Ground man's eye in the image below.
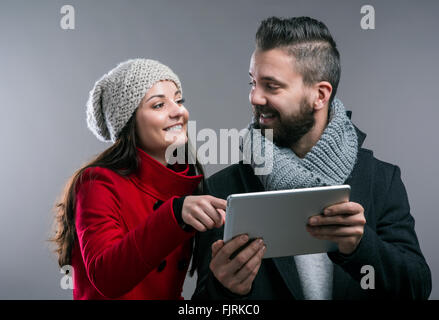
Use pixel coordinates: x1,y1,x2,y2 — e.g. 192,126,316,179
266,83,279,90
248,81,255,87
176,98,185,105
152,103,164,109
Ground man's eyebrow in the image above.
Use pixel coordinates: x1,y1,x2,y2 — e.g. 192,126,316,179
248,72,283,83
144,90,181,103
261,76,282,83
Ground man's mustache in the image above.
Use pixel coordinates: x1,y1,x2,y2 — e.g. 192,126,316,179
254,105,280,117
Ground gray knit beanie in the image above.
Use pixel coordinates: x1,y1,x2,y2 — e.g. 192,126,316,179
86,58,182,143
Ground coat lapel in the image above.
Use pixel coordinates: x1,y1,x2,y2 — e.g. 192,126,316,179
331,127,372,299
272,257,304,300
331,263,349,299
331,167,366,299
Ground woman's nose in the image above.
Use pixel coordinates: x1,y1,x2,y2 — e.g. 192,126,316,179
169,100,184,118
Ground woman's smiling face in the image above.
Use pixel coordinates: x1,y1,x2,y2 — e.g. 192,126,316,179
135,80,189,163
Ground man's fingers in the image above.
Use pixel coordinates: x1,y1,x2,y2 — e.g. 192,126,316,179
324,201,363,216
209,237,265,296
308,213,366,226
229,238,264,271
307,233,340,242
237,251,264,293
307,225,364,237
213,234,249,265
234,245,266,283
211,240,224,259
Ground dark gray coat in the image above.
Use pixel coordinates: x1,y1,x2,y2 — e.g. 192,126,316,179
192,124,432,300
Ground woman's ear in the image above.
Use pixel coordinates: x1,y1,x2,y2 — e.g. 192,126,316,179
313,81,332,111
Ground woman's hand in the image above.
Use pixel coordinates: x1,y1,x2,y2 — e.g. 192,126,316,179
182,195,227,232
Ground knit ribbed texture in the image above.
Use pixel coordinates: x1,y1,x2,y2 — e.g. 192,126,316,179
241,98,358,300
243,98,358,189
86,58,182,143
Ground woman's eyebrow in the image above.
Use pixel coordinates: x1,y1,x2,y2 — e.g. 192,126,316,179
144,94,165,103
145,90,182,103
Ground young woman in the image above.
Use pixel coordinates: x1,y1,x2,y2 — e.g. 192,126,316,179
51,59,226,299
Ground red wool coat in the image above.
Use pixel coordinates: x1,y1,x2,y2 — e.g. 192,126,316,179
71,148,202,299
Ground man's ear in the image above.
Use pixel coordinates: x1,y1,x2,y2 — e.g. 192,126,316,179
312,81,332,111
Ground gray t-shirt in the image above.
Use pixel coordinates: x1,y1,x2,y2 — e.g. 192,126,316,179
294,253,333,300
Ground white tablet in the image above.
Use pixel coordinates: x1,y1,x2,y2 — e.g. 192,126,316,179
223,185,351,258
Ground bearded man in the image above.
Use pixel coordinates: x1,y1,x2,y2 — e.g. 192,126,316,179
192,16,431,300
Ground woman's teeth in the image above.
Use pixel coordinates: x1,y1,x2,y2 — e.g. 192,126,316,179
165,124,182,131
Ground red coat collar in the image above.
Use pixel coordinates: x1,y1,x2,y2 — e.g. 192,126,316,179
129,147,203,201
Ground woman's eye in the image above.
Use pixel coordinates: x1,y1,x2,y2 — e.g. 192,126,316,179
176,98,185,105
248,81,255,87
152,103,164,109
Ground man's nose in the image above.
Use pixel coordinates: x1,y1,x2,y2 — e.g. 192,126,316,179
249,86,267,106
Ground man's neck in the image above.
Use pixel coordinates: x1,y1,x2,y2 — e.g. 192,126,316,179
291,110,328,158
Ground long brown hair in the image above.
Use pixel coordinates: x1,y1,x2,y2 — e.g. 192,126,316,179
49,111,204,275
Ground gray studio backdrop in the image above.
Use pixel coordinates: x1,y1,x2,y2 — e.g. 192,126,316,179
0,0,437,299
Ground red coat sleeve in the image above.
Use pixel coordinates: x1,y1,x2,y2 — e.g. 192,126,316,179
75,168,195,298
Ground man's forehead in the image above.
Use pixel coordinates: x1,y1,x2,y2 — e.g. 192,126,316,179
249,48,297,80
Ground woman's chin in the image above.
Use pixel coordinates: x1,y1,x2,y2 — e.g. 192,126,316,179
164,135,188,164
164,133,188,148
164,130,187,143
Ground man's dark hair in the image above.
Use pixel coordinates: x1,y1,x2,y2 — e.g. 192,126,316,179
256,16,341,106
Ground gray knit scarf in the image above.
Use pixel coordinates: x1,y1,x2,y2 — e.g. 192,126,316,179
240,98,358,299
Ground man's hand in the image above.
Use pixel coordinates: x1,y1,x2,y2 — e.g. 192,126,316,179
182,195,227,232
209,235,266,295
306,201,366,255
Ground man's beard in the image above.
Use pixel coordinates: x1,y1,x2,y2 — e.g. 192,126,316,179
253,97,315,148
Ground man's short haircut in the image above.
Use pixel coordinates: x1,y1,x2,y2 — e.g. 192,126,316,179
256,16,341,106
